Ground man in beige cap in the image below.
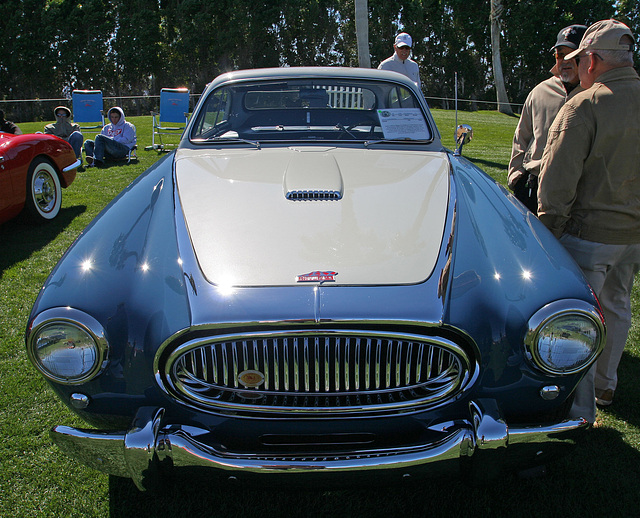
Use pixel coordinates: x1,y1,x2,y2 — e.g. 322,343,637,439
538,19,640,423
508,24,586,213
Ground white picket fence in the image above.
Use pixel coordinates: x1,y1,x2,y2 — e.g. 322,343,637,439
323,86,365,109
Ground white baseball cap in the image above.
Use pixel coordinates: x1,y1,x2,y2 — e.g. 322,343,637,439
395,33,412,48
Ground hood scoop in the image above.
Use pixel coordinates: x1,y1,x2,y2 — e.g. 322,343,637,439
286,190,342,201
284,151,344,201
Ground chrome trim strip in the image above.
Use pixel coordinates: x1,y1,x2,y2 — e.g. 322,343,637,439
232,343,238,388
63,158,81,173
344,337,350,391
263,339,270,389
314,339,320,392
375,339,381,390
324,337,330,392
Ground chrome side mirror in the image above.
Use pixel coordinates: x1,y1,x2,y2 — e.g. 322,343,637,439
454,124,473,156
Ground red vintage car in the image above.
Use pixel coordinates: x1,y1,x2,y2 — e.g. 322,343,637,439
0,132,80,224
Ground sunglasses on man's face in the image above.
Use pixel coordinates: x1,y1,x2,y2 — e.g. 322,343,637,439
56,113,68,117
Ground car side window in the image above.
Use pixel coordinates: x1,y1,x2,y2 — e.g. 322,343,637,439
388,86,417,109
195,90,231,136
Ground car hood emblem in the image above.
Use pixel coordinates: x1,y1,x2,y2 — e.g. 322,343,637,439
296,271,338,283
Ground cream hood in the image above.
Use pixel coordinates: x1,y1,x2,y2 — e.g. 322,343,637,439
175,146,450,287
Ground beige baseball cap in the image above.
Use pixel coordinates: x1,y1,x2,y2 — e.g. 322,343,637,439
565,19,634,60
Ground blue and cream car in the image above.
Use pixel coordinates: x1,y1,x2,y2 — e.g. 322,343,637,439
26,67,605,490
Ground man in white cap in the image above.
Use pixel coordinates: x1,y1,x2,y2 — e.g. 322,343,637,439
539,19,640,423
508,25,586,213
378,32,421,89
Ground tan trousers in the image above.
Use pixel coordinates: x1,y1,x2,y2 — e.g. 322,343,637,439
559,234,640,423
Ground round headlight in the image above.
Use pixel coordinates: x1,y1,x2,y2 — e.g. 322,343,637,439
27,308,108,384
525,300,606,375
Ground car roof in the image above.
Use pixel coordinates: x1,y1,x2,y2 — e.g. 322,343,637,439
188,66,442,149
206,66,420,92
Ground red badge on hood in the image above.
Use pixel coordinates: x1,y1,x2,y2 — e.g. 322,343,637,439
296,271,338,282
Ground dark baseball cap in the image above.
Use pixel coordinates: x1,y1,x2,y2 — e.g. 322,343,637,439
550,24,587,51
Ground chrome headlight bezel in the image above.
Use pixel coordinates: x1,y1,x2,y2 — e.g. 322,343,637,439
26,307,109,385
524,299,606,376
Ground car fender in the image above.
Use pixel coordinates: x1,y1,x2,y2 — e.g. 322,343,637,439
443,155,596,410
27,152,191,400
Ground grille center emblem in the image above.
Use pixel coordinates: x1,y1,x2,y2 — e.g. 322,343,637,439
237,370,265,388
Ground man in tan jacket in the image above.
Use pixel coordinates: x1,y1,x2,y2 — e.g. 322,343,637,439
508,25,586,213
538,19,640,423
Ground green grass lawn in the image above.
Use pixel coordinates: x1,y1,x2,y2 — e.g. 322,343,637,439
2,111,640,517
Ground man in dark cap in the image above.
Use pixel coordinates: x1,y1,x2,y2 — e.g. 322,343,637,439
508,24,587,213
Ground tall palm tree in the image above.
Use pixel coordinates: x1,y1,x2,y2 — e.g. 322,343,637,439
490,0,513,115
355,0,371,68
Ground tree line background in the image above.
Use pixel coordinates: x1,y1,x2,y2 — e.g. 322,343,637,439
1,0,638,122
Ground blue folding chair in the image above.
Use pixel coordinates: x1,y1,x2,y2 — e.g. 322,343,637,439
147,88,190,151
72,90,104,134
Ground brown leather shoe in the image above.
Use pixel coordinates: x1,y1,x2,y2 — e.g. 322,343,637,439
595,389,614,407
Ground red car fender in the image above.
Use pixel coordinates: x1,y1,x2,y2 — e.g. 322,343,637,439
0,133,78,224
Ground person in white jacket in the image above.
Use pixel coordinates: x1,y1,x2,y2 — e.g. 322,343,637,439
378,33,421,89
84,106,136,167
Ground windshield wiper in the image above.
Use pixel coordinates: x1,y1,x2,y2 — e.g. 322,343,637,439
197,137,261,149
364,137,428,147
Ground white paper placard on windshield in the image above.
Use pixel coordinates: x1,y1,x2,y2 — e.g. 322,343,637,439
377,108,430,140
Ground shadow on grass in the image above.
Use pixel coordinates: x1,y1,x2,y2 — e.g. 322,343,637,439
108,426,640,517
86,160,140,171
0,205,86,275
466,156,509,172
605,350,640,429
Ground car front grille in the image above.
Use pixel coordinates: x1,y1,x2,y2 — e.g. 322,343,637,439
160,330,473,416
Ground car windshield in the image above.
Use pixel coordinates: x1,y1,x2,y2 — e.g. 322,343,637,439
190,78,432,144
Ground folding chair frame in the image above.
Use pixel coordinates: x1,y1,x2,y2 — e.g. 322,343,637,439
126,146,138,163
146,88,190,152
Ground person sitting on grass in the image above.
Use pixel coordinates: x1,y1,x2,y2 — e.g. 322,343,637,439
84,107,136,167
44,106,83,161
0,109,22,134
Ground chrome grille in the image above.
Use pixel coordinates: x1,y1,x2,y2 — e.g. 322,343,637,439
162,330,472,415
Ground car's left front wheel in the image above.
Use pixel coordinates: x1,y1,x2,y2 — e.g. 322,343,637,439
25,157,62,222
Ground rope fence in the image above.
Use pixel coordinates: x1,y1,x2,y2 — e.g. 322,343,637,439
0,94,201,123
0,93,524,123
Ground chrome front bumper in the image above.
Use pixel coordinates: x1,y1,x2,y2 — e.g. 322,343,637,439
51,400,588,491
